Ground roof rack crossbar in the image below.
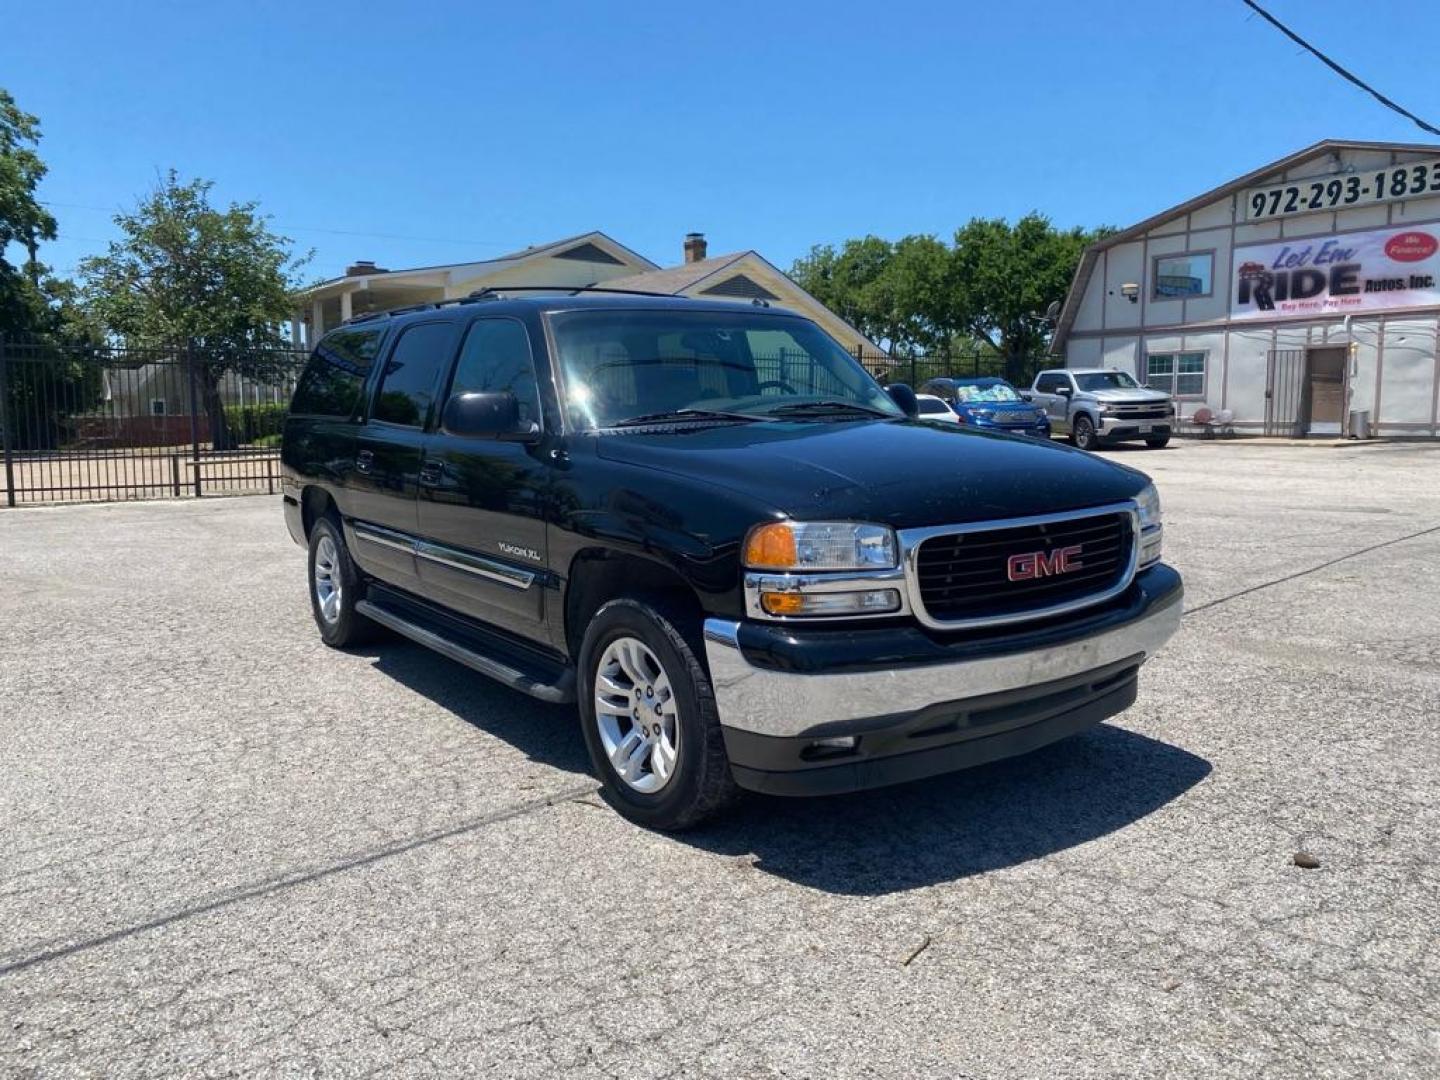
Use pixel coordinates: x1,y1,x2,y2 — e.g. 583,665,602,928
466,284,678,299
337,284,684,327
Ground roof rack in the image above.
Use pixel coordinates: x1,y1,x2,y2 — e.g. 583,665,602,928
466,284,679,300
337,284,683,327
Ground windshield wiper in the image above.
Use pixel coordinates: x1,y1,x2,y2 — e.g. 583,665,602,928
610,408,761,428
760,400,891,419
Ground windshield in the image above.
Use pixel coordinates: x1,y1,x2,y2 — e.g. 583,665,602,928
954,382,1022,404
1074,371,1140,392
548,309,902,429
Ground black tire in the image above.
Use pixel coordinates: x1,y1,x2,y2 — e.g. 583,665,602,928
307,515,376,647
1145,433,1171,449
577,598,739,830
1072,414,1100,451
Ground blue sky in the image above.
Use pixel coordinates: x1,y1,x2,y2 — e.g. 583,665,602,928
5,0,1439,283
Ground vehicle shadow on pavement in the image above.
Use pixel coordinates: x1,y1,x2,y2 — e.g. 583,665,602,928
363,642,592,776
363,644,1209,897
686,725,1210,895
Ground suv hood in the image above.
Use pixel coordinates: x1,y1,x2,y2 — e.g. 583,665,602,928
594,419,1146,531
1086,386,1170,404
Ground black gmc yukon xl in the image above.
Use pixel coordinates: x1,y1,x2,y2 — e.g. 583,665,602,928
282,291,1182,829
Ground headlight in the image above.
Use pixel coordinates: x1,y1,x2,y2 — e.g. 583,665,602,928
1135,483,1163,567
743,521,897,571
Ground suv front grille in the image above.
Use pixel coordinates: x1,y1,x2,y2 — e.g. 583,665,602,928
1109,406,1169,420
912,511,1134,625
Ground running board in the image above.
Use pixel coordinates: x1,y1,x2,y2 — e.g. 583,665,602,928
355,598,576,703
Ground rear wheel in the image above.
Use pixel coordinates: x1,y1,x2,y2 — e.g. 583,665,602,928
1145,433,1171,449
578,598,738,830
307,516,375,647
1072,414,1100,451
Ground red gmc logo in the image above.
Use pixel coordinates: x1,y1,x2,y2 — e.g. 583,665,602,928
1007,544,1084,582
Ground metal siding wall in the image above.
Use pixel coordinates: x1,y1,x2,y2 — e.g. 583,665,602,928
1103,242,1144,330
1378,319,1438,426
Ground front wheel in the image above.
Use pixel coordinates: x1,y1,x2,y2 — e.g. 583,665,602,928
1145,433,1171,449
1072,414,1100,451
578,598,738,830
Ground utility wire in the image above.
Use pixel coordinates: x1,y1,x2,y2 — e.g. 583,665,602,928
1240,0,1440,138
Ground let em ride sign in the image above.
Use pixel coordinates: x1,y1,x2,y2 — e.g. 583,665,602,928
1231,225,1440,321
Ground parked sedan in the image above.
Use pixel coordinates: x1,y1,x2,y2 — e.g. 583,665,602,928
919,377,1051,438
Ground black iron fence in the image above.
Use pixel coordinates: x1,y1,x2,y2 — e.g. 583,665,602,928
0,335,306,506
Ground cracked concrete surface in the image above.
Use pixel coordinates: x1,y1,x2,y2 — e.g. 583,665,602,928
1,440,1438,1078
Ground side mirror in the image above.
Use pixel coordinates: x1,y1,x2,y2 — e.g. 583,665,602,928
886,383,920,418
1056,385,1073,397
1019,391,1033,402
441,391,539,442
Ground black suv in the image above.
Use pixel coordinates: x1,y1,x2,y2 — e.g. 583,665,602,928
282,291,1182,829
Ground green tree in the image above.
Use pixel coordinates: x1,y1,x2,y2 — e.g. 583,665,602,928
791,215,1109,380
1,88,106,451
949,214,1108,384
0,87,59,333
79,171,307,449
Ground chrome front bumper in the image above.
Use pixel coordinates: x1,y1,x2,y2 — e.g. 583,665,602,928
702,583,1182,739
1097,414,1172,435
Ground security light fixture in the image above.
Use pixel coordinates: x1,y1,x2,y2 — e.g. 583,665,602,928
1120,282,1140,303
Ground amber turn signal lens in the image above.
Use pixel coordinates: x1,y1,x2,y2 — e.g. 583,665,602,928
759,592,807,615
744,523,799,570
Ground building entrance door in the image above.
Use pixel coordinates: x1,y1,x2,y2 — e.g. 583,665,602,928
1304,347,1347,435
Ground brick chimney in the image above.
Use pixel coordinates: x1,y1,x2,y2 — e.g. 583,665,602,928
345,259,388,277
683,232,707,264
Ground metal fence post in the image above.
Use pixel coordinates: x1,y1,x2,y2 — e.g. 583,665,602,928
185,342,203,497
0,334,14,507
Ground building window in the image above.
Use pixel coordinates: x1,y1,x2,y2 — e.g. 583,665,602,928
149,398,167,416
1146,352,1206,397
1151,252,1213,300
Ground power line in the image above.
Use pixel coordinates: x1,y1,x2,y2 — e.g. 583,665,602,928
1240,0,1440,138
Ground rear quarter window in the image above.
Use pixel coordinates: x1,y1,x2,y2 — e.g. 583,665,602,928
291,328,386,418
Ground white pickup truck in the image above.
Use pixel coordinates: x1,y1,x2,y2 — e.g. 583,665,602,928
1027,368,1176,451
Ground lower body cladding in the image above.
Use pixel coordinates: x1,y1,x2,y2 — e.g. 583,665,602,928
703,565,1182,796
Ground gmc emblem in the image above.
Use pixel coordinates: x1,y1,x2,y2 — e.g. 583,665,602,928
1007,544,1084,582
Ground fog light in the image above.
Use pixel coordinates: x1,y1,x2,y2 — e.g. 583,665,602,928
759,588,901,617
812,736,856,750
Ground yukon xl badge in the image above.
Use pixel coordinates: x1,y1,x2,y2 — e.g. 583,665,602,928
497,542,543,563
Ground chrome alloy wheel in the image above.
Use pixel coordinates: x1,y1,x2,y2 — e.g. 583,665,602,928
593,636,680,794
313,534,342,624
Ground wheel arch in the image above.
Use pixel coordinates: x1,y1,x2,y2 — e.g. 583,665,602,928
301,485,338,538
564,549,704,662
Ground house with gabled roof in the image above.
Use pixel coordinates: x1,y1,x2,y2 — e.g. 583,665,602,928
292,231,883,359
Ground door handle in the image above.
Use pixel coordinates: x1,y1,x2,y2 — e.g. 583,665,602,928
418,460,443,487
355,449,374,473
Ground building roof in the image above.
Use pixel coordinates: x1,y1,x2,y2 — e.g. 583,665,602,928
597,252,752,294
300,231,658,296
1050,139,1440,352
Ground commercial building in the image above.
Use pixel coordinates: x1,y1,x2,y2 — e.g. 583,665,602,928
1052,140,1440,436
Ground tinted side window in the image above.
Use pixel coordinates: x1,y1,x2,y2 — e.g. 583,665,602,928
291,328,385,417
448,319,541,425
373,322,458,427
1034,374,1056,393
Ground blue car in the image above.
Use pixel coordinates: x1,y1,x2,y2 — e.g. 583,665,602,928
919,377,1051,438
